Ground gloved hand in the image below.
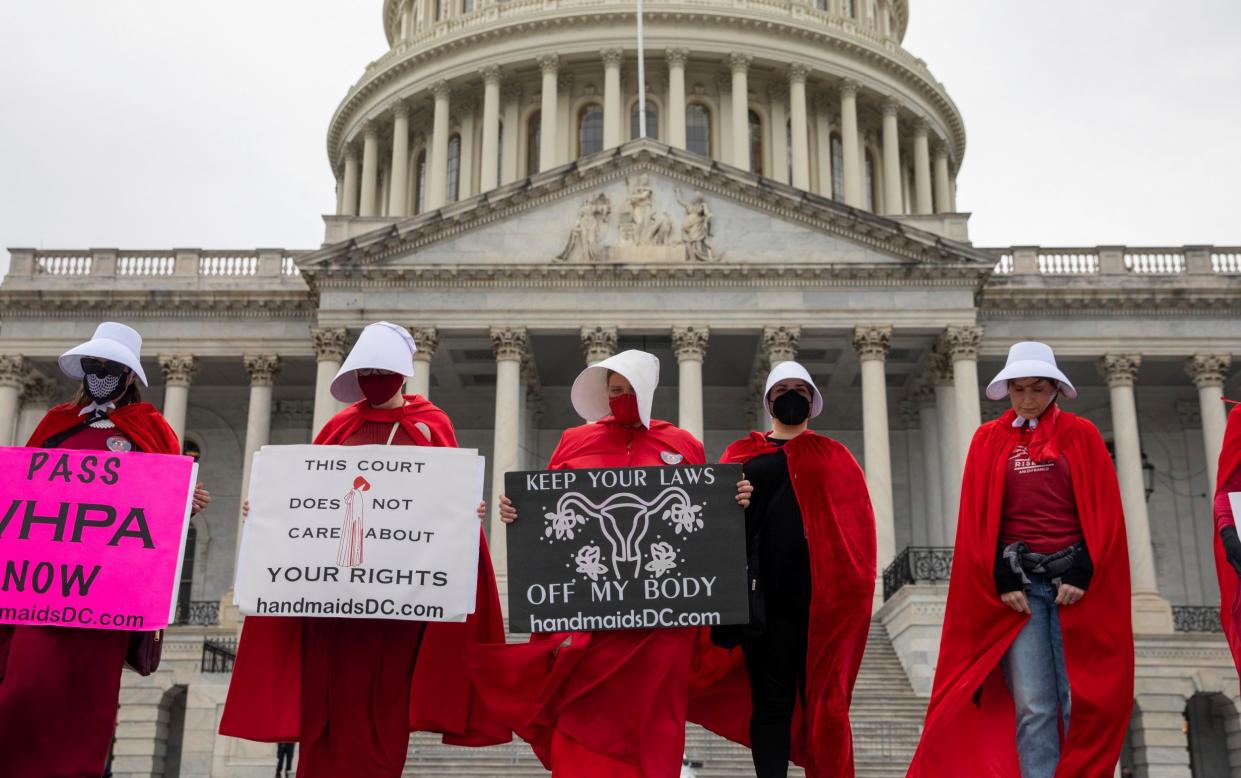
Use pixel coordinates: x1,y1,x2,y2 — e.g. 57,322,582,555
1222,525,1241,577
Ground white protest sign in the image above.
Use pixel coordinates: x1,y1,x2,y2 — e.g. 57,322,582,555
1231,492,1241,526
235,444,484,622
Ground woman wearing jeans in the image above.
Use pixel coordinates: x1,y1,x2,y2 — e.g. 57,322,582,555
908,342,1133,778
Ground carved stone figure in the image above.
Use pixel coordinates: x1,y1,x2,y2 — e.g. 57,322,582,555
675,188,717,262
557,193,611,262
622,175,674,246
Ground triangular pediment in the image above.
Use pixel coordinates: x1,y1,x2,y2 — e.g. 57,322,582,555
299,140,992,277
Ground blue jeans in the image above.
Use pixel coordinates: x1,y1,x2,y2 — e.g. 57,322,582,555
1001,577,1071,778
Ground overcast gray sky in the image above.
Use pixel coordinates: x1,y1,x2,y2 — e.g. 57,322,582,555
1,1,1238,278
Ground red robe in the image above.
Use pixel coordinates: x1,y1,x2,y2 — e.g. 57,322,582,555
906,407,1134,778
687,431,876,778
467,417,707,778
219,397,510,765
0,401,180,778
1214,403,1241,684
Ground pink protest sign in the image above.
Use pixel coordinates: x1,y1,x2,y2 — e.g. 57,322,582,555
0,447,197,630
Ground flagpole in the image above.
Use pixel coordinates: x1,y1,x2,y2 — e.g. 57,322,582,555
636,0,647,138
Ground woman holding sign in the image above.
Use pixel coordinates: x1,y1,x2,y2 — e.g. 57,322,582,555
1214,400,1241,687
907,342,1133,778
469,349,712,778
688,361,876,778
0,322,209,778
221,321,509,778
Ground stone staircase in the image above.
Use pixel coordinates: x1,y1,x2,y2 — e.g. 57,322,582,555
403,619,925,777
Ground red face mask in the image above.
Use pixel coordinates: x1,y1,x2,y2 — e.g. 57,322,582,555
357,372,405,406
609,393,642,426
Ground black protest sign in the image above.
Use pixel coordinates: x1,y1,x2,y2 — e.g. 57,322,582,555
505,464,748,633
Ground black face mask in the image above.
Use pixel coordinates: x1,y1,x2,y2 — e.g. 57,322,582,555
82,362,129,403
771,390,811,425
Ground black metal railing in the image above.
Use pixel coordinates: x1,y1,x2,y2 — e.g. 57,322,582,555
883,546,955,601
1172,606,1222,633
174,600,220,626
201,637,238,673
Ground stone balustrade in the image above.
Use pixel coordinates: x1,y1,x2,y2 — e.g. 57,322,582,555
990,245,1241,277
2,248,307,289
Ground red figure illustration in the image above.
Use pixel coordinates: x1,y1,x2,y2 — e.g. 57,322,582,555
337,475,371,567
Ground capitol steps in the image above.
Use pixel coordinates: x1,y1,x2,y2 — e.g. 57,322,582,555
403,619,925,777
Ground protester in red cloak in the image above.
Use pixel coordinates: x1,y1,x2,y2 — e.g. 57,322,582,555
907,342,1133,778
219,322,509,778
0,322,209,778
1213,402,1241,685
688,361,875,778
468,349,738,778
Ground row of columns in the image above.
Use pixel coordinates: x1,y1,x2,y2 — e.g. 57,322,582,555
336,50,958,218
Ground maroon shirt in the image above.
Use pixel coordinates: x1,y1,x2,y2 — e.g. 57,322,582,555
998,429,1084,554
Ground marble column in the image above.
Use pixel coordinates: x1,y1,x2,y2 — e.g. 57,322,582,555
501,84,522,184
158,355,195,446
881,98,903,214
0,355,24,447
16,373,55,446
840,80,863,208
1099,354,1174,633
716,73,733,166
556,74,573,166
912,119,932,215
389,103,411,217
940,325,982,471
238,355,281,554
479,65,502,193
912,381,945,547
341,148,360,216
854,326,896,574
602,48,624,149
932,141,952,214
1186,354,1232,490
490,327,529,583
673,326,709,442
410,327,439,398
359,123,380,217
537,55,560,172
788,64,811,191
428,80,451,209
929,346,961,540
729,53,752,172
769,82,789,183
581,326,618,366
311,327,348,436
666,48,689,150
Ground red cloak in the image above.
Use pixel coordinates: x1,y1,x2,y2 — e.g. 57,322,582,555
25,400,181,455
687,431,876,778
219,397,510,748
466,417,706,777
1213,403,1241,683
906,407,1133,778
0,401,180,778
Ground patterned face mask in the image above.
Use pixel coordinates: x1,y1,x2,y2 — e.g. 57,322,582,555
83,369,126,403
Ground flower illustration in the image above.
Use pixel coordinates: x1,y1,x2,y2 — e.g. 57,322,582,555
663,502,704,535
644,542,679,578
545,506,587,540
575,545,609,580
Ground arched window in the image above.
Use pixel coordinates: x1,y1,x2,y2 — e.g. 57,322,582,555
415,150,427,212
830,133,844,200
865,148,877,210
447,134,462,202
748,110,763,176
527,112,541,174
686,103,711,157
579,104,604,156
630,101,658,140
